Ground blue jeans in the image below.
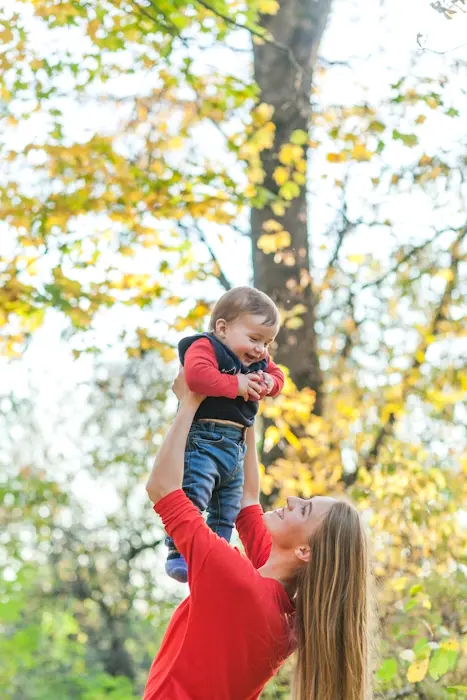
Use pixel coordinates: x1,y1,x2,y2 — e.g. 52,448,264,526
166,421,246,551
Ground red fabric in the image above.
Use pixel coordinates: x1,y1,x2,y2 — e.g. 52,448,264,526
184,337,284,400
263,358,284,398
184,338,238,399
143,490,295,700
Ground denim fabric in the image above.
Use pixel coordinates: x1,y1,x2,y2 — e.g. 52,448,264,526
166,421,246,549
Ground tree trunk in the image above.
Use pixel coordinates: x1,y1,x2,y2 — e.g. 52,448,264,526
251,0,333,413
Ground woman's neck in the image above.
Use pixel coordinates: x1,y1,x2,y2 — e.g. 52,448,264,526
258,547,299,593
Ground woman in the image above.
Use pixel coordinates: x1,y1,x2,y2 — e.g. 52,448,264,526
144,371,375,700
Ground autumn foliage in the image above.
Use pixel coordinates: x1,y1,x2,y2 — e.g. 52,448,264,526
1,0,467,698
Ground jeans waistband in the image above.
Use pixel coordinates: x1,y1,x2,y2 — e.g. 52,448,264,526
192,420,246,440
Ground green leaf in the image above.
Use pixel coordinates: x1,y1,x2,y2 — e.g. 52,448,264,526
413,638,430,657
447,686,467,695
377,658,398,683
368,120,386,133
279,181,301,200
392,130,418,147
429,649,452,680
290,129,308,145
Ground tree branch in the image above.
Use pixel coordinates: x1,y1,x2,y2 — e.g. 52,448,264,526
179,221,232,291
342,225,467,487
132,0,190,47
125,537,163,562
361,226,452,291
383,687,414,700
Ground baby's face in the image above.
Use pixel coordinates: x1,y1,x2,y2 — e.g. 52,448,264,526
216,314,279,366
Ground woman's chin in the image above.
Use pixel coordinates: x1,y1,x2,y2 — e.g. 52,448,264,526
263,511,276,533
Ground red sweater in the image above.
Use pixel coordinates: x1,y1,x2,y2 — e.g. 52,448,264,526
143,491,295,700
184,337,284,400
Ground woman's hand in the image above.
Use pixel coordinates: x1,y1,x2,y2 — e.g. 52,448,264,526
172,367,205,406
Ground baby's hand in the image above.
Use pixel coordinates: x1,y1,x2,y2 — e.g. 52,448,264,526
260,372,275,396
237,373,263,401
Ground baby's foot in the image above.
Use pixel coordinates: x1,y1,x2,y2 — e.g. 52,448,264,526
165,552,188,583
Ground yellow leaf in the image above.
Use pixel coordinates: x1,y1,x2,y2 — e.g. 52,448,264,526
257,230,291,254
293,171,306,185
285,316,304,330
255,122,275,150
392,577,407,592
440,640,459,652
244,184,257,198
327,152,347,163
271,200,286,216
419,154,432,166
0,27,13,43
273,166,289,186
255,102,274,122
166,136,184,150
259,0,280,14
284,427,301,450
265,425,280,445
437,268,454,282
407,658,429,683
429,166,442,180
262,219,283,233
351,143,374,161
347,254,365,264
249,166,265,184
295,158,307,173
416,114,426,124
279,144,303,165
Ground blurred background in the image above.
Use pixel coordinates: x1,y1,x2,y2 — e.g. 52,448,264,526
1,0,467,697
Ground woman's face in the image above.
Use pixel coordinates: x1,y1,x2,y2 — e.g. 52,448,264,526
264,495,336,551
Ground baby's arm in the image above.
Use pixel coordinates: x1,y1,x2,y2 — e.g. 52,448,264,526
184,338,262,400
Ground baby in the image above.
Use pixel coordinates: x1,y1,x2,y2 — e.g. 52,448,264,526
165,286,284,582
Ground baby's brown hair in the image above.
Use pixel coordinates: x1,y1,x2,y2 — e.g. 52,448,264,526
208,287,280,331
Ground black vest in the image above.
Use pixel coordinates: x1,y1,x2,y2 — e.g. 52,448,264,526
178,333,268,427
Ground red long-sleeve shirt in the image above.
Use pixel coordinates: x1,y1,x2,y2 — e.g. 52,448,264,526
184,337,284,399
143,490,295,700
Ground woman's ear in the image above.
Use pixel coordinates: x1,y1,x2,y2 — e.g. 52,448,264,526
294,545,310,564
215,318,227,338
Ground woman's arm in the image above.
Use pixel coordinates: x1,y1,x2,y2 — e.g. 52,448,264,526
146,372,203,504
237,427,272,566
240,426,261,509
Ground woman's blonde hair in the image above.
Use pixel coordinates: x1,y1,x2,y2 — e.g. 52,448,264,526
292,501,376,700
